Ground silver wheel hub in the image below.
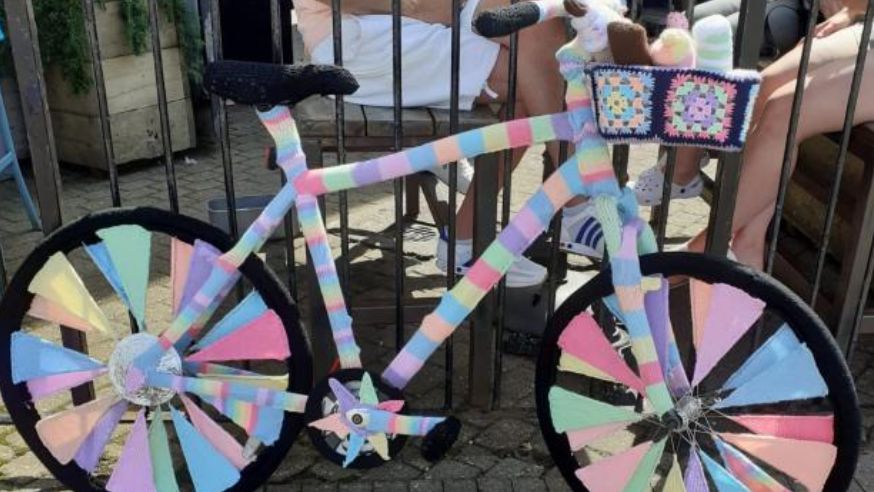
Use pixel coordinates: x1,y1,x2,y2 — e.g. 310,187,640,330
108,333,182,406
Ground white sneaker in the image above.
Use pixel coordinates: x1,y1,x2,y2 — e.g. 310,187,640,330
559,202,605,260
429,158,474,194
630,153,708,207
435,231,546,288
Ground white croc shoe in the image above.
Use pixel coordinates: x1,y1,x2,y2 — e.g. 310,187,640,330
631,153,709,206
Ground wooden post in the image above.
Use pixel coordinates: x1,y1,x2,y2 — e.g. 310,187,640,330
4,0,93,403
469,153,499,408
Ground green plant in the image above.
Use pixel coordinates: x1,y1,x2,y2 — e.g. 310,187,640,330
1,0,203,94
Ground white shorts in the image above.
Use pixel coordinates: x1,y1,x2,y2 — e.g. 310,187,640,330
310,0,501,110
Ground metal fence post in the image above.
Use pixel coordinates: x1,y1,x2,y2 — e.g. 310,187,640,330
470,154,499,408
3,0,94,404
705,0,765,255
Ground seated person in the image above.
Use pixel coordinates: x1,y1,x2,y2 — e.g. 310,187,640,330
684,0,873,268
632,0,854,207
294,0,611,287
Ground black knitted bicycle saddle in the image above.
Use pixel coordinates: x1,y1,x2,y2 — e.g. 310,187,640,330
204,60,359,107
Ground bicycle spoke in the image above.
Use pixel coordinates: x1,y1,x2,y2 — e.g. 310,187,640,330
180,395,253,470
193,290,268,350
148,408,181,492
35,395,121,464
724,414,834,443
170,238,194,316
91,225,152,330
557,312,646,394
549,386,644,433
11,332,105,388
186,310,289,362
691,283,766,386
73,400,128,473
684,448,708,490
713,344,828,410
719,433,837,490
171,407,242,490
700,450,749,491
575,438,666,490
105,410,152,492
28,252,115,338
713,437,787,490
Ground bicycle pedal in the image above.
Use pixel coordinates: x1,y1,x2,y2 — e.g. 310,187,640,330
420,416,461,462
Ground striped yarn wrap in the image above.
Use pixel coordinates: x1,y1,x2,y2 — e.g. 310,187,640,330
364,409,444,436
296,194,362,367
599,215,673,413
148,371,308,413
293,113,577,197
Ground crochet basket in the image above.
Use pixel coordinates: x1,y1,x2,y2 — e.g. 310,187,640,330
587,64,761,151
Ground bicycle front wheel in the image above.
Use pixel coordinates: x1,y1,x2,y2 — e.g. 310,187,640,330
0,207,311,491
537,252,860,491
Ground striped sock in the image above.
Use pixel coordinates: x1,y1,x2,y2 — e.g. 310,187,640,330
692,15,734,72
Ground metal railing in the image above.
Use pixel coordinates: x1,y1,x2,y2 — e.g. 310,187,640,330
0,0,871,419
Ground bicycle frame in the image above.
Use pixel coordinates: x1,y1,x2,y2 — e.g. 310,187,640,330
136,5,676,420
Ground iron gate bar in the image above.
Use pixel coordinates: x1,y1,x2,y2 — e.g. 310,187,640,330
651,147,678,251
649,0,697,251
202,0,240,241
83,0,120,207
705,0,766,256
85,0,143,334
764,0,822,274
270,0,300,300
840,152,874,357
445,0,463,409
148,0,180,213
492,2,521,409
2,0,94,405
331,0,352,295
392,0,405,355
849,186,874,360
809,0,874,308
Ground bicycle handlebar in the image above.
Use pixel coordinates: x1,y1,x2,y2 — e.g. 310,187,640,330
473,2,544,38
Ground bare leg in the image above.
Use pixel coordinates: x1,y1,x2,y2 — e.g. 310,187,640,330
687,50,874,267
660,29,862,188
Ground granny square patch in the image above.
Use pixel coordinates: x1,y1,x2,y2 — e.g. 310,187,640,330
663,73,737,145
593,69,655,138
587,64,761,151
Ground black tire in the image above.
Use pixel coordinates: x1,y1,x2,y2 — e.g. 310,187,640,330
536,252,860,491
0,207,312,491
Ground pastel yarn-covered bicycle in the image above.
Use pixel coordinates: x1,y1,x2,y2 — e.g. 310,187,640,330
0,0,861,490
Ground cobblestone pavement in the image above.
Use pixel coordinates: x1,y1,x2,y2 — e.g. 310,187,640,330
0,106,871,490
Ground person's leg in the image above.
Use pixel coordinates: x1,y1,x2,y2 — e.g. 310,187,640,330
687,49,874,267
653,25,866,201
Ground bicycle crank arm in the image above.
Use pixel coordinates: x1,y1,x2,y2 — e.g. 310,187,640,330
147,371,308,413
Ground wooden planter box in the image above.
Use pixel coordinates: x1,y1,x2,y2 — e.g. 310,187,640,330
45,0,195,169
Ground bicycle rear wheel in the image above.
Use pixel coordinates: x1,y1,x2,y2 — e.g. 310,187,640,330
537,252,860,491
0,207,311,491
